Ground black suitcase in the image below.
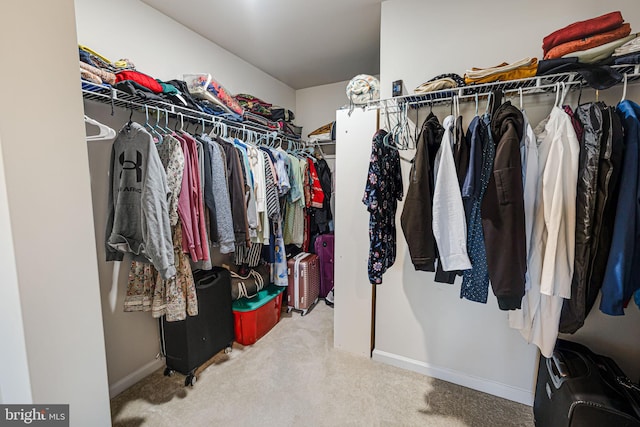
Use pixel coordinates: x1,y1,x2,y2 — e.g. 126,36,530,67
160,267,235,386
534,339,640,427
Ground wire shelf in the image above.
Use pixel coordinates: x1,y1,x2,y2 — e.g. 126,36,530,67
81,81,302,141
370,63,640,109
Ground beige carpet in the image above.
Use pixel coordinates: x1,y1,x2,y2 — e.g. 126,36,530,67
111,302,535,426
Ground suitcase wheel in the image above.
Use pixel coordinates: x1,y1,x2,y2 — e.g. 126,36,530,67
301,309,308,316
224,346,232,354
163,368,174,377
185,373,197,387
287,307,293,313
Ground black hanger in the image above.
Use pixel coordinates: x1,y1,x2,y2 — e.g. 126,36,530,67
125,105,134,130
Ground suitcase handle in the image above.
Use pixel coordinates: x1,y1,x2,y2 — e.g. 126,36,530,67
551,353,570,378
547,352,570,390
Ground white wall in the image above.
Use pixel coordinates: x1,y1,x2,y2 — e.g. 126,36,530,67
0,137,32,404
295,80,349,137
74,0,299,395
74,0,296,111
380,0,640,99
363,0,640,404
0,0,111,424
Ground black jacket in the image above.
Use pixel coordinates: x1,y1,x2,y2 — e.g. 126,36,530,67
560,103,624,332
400,113,444,271
481,102,527,310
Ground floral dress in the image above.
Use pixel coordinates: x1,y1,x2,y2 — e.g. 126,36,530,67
362,129,403,284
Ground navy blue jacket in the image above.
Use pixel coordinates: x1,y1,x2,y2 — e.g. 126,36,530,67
600,100,640,315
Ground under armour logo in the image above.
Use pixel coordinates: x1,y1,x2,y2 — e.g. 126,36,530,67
119,151,143,182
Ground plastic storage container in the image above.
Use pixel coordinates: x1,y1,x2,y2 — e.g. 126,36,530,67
232,285,285,345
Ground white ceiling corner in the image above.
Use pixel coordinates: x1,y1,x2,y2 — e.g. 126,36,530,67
141,0,382,90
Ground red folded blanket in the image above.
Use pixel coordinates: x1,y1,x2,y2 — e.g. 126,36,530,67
543,11,624,56
115,70,163,93
544,23,631,60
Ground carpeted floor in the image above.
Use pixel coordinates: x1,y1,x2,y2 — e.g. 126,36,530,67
111,302,535,426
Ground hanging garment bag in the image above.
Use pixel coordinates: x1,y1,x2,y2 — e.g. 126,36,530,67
160,267,235,386
286,252,320,316
534,339,640,427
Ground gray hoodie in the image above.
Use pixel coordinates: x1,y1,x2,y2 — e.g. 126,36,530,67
105,122,176,279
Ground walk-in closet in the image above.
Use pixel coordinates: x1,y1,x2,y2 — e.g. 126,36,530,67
1,1,640,426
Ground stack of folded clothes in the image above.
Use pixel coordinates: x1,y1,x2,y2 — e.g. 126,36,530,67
464,58,538,85
543,11,637,63
235,94,273,118
308,122,336,142
414,73,465,94
610,35,640,65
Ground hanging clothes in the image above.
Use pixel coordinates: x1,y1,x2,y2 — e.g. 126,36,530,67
600,100,640,315
125,132,198,320
517,106,579,357
432,115,472,272
508,110,538,328
401,112,443,272
363,129,403,285
217,136,250,246
584,106,624,317
460,113,494,303
176,131,209,263
105,122,175,280
311,157,333,234
200,133,235,254
190,135,212,271
559,102,604,333
481,101,526,310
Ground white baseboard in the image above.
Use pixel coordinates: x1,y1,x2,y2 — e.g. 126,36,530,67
109,358,164,398
372,349,534,406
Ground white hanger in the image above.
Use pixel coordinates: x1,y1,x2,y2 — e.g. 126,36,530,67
85,115,116,141
519,87,524,111
621,74,628,103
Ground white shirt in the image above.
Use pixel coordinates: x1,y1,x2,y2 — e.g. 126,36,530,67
432,115,472,271
509,111,539,331
516,106,579,357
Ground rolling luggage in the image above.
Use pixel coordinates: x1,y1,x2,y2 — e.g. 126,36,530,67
160,267,235,386
313,233,334,299
286,252,320,316
534,339,640,427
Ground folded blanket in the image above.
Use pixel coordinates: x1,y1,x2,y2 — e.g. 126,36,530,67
465,58,538,84
545,23,631,60
414,75,465,94
562,32,637,64
80,68,102,85
80,61,116,85
613,34,640,56
116,70,163,93
542,11,624,56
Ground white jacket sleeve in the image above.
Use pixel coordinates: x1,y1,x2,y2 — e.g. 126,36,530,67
432,116,472,272
539,115,579,298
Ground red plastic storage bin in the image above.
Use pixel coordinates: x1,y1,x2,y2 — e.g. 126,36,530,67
232,285,285,346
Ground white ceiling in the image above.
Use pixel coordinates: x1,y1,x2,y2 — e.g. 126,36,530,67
141,0,382,90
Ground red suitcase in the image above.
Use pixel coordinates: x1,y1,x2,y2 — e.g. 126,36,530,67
313,233,334,299
287,252,320,315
